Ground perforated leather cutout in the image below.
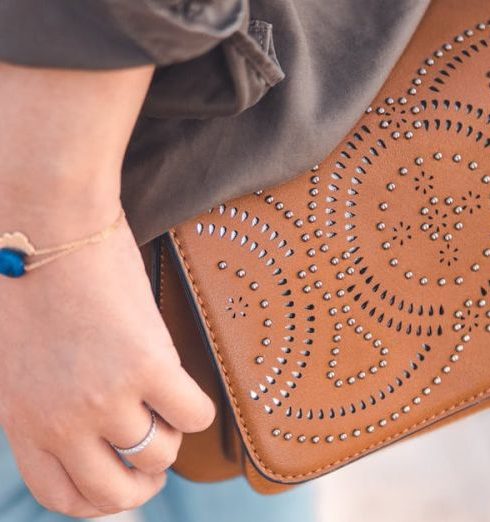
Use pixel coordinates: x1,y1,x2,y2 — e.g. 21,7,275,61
168,1,490,484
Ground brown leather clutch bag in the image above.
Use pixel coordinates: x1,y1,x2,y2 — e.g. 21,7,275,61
143,0,490,494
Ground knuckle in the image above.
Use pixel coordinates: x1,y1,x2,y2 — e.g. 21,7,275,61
80,388,109,412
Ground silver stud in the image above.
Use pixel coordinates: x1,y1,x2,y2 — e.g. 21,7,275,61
382,241,391,250
379,419,387,427
420,277,428,285
284,432,293,441
260,300,269,308
413,396,422,405
389,258,399,267
379,202,389,211
434,152,443,160
483,248,490,257
450,354,459,363
454,222,463,231
218,261,228,270
298,270,307,279
387,182,396,191
263,319,272,327
312,436,320,444
399,167,409,176
236,269,246,278
352,429,361,437
415,157,424,165
455,276,464,285
298,435,307,443
469,161,478,170
438,278,447,286
326,435,334,443
422,387,431,395
391,131,400,139
262,338,271,346
453,154,462,163
391,412,400,421
405,271,414,279
402,405,411,414
471,263,480,272
335,379,343,388
443,366,451,373
255,356,264,365
482,175,490,184
339,433,348,441
367,425,375,433
272,428,281,437
433,376,442,385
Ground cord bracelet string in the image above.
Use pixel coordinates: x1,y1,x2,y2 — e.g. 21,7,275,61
0,208,126,278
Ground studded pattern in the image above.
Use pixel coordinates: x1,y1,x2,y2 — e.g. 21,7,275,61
168,10,490,486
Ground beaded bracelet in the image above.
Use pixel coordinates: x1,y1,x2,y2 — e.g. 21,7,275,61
0,208,125,278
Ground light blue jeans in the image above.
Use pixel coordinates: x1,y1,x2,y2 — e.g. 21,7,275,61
0,428,315,522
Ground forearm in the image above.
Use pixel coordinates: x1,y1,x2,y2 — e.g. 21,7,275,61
0,61,155,244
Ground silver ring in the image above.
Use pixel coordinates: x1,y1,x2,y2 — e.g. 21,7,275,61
110,409,157,457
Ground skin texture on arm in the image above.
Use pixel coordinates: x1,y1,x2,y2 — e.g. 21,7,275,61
0,62,215,518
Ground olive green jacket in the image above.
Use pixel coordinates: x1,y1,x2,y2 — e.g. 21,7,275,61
0,0,429,244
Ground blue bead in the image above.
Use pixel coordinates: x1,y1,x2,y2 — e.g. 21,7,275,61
0,248,26,278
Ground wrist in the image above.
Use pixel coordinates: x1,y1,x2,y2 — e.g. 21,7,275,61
0,168,123,246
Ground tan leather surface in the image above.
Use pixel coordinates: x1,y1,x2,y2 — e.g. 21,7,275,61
155,240,242,482
166,0,490,486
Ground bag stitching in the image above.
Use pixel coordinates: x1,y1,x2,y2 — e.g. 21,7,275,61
169,229,490,481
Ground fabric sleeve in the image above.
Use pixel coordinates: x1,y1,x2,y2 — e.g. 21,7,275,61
0,0,246,69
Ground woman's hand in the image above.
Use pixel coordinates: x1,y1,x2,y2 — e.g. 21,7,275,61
0,61,215,517
0,214,215,518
